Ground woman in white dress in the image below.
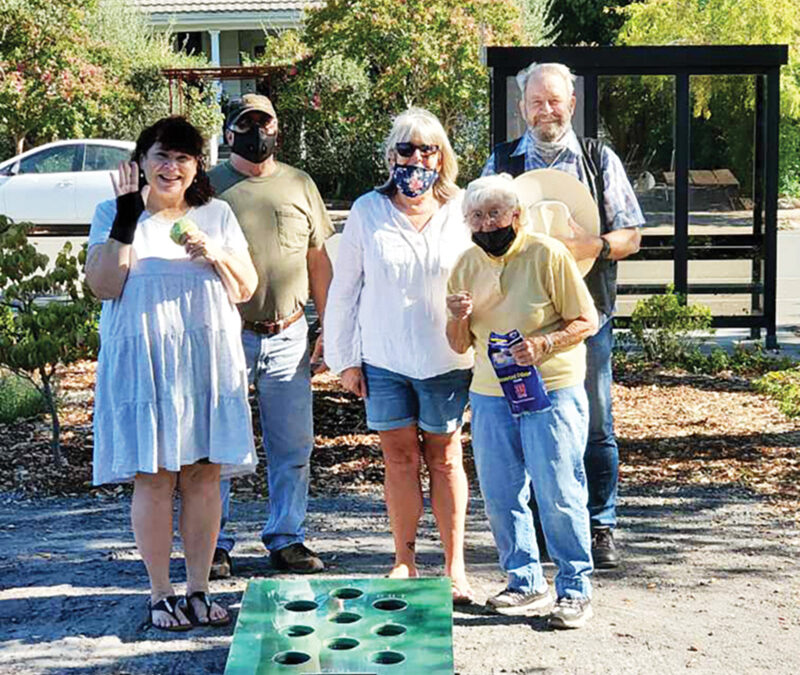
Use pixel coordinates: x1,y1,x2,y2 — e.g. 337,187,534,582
86,117,258,631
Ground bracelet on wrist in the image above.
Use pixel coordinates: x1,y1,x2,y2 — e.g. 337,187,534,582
543,333,554,354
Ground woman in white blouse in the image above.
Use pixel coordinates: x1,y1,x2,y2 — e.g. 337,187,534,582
325,108,474,604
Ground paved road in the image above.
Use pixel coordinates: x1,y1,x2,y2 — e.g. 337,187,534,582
0,485,798,674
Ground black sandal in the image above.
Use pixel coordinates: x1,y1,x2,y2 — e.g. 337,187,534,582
148,595,192,632
182,591,231,627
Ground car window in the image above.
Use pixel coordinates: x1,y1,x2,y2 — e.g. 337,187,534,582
83,145,131,172
18,146,79,174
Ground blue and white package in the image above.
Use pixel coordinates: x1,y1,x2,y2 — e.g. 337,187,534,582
488,329,552,415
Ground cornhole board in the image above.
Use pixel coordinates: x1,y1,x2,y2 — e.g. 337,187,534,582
224,577,454,674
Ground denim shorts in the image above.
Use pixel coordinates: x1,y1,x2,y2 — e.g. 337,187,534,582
362,363,472,434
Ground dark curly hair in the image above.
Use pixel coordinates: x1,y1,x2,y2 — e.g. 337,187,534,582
132,116,214,207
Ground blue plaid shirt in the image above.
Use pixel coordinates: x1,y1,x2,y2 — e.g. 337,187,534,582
482,129,645,231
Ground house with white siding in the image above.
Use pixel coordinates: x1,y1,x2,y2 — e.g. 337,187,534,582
133,1,319,98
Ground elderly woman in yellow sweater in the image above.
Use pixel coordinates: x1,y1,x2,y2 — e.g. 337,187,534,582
446,173,597,629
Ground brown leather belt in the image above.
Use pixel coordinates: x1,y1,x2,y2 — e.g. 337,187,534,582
243,308,305,336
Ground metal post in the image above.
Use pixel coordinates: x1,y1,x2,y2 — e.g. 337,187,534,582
764,67,780,348
583,73,598,139
674,73,690,299
751,74,766,338
491,68,508,147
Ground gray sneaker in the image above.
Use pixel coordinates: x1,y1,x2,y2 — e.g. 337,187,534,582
486,586,553,616
549,596,593,629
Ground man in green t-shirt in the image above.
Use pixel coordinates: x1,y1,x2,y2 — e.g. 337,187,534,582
208,94,334,576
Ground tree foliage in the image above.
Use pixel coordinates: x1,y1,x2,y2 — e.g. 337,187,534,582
617,0,800,196
0,217,99,464
548,0,639,46
257,0,555,198
0,0,221,156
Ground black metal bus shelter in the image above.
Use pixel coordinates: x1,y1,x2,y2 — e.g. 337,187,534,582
486,45,789,347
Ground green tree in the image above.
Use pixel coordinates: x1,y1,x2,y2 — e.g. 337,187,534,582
548,0,639,46
0,0,221,154
618,0,800,196
258,0,555,197
0,217,99,465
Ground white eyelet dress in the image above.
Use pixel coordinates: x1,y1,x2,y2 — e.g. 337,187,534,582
89,198,257,485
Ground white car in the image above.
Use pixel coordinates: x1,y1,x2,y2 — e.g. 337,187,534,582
0,139,135,226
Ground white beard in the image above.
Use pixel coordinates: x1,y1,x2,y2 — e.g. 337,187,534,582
530,124,571,164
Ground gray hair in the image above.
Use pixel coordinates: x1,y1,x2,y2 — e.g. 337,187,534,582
515,62,576,99
462,174,529,229
378,107,459,203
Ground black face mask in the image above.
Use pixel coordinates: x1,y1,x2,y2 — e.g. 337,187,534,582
231,127,276,164
472,226,517,257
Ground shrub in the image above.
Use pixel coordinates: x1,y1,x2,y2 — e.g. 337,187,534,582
624,286,713,365
0,371,44,423
755,368,800,417
0,217,99,464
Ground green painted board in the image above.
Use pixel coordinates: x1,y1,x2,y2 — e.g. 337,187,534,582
225,577,454,674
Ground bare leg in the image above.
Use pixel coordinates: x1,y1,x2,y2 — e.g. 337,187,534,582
131,469,189,628
379,425,423,578
422,429,470,595
178,462,226,623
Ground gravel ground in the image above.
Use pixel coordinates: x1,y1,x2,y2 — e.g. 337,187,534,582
1,484,798,675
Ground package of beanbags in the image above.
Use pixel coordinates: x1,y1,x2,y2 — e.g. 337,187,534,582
488,329,552,416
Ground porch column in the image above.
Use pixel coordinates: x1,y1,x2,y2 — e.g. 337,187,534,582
208,30,222,165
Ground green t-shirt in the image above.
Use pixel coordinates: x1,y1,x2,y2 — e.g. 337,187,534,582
209,160,333,322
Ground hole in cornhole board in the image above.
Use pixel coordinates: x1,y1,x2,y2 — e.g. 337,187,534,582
279,625,314,638
372,598,407,612
372,623,408,637
330,587,364,600
325,637,360,651
329,611,362,624
370,650,406,665
272,651,311,665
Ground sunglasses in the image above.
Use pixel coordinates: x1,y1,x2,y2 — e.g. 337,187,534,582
395,142,440,158
229,115,273,134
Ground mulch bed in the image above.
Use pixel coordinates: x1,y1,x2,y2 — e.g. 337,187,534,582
1,361,798,520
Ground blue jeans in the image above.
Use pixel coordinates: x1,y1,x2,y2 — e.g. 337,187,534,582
584,318,619,530
217,317,314,553
470,387,593,600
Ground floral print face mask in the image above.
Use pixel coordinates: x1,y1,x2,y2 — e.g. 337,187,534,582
392,164,439,198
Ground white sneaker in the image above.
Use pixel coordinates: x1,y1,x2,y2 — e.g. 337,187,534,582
486,586,553,616
549,595,593,629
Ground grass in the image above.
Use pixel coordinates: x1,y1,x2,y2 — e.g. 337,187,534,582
0,371,45,423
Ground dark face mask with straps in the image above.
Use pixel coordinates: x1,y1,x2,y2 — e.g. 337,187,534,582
472,225,517,257
231,127,277,164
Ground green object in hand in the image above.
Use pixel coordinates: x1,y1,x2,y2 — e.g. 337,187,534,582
170,217,198,245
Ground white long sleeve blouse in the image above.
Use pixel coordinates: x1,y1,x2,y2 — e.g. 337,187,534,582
324,190,474,379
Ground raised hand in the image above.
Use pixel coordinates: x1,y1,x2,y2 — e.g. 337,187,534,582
110,161,139,197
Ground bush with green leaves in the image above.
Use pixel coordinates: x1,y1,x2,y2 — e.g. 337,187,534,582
623,286,713,365
255,0,556,199
617,0,800,198
0,217,99,464
0,0,221,156
0,370,44,423
754,368,800,417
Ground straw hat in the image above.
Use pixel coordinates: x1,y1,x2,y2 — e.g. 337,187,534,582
513,168,600,276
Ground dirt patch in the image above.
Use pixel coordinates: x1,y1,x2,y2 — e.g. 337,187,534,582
2,363,798,521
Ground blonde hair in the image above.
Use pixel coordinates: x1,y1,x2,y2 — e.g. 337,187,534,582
462,173,529,230
377,107,459,203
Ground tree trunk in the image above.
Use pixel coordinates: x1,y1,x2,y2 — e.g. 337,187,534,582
40,371,63,467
